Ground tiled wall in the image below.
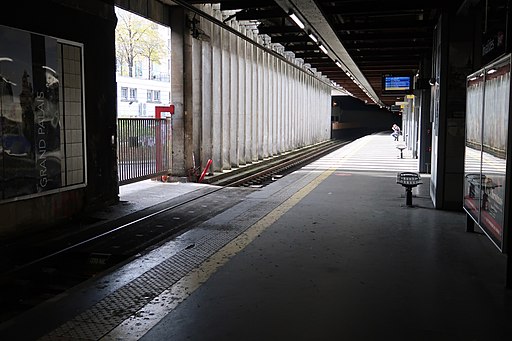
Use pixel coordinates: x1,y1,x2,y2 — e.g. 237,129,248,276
60,43,85,186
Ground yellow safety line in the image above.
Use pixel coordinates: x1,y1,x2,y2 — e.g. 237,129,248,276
101,168,335,341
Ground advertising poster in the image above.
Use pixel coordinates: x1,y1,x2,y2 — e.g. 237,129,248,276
0,25,61,200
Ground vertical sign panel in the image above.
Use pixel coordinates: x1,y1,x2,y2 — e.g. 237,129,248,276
32,34,62,193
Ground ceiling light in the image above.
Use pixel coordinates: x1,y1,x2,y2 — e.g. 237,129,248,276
308,32,318,43
487,68,497,74
335,61,343,68
289,12,305,29
318,44,328,55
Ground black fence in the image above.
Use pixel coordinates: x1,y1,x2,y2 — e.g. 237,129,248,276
117,118,172,185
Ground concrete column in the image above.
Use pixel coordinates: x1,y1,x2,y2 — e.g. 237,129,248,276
238,27,246,165
221,25,230,170
296,69,301,147
271,57,277,156
262,51,269,158
277,60,283,154
310,81,315,144
251,38,256,160
229,22,239,167
244,30,252,163
429,12,470,210
266,53,270,156
304,77,309,145
312,80,316,143
211,11,222,172
188,23,202,173
269,55,275,156
291,67,296,148
315,82,318,143
323,86,328,139
251,39,260,161
288,66,293,148
170,8,185,175
200,15,212,170
295,68,299,146
257,43,263,159
299,72,308,147
285,64,291,151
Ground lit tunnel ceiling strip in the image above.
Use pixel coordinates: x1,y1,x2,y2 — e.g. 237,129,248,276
274,0,382,105
163,0,348,93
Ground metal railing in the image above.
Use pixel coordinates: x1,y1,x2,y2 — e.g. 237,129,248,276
117,118,172,185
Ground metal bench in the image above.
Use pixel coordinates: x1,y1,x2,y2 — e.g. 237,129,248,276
396,172,422,206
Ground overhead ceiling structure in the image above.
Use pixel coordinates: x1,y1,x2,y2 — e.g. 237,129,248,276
175,0,465,108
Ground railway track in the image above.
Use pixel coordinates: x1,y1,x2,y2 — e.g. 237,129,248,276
0,138,350,324
204,139,350,187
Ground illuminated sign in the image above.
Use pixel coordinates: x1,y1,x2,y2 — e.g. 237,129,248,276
382,75,413,94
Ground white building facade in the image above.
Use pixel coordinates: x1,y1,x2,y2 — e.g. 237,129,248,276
116,75,171,117
115,9,172,118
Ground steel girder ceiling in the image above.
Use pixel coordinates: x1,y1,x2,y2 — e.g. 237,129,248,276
177,0,465,108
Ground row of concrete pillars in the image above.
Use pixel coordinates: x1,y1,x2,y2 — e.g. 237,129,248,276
170,5,333,176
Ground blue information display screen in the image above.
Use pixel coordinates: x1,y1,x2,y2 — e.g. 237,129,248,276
384,76,411,91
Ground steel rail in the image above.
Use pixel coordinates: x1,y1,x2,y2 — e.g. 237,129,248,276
3,139,350,276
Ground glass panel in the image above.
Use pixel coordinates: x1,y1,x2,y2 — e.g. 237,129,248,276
0,25,62,199
0,25,85,202
480,58,510,250
1,26,34,199
464,71,485,222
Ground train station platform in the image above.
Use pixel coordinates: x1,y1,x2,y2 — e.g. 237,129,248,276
2,132,511,340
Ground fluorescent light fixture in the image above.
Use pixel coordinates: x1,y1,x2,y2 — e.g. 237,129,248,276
335,61,343,68
469,76,477,81
308,33,318,43
487,68,497,74
318,44,328,55
289,12,305,29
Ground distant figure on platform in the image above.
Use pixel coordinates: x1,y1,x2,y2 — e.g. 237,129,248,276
391,124,401,141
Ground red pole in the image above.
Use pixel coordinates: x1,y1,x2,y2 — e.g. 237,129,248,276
198,159,213,183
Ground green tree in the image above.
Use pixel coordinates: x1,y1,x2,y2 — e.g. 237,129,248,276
140,24,166,79
115,8,166,78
